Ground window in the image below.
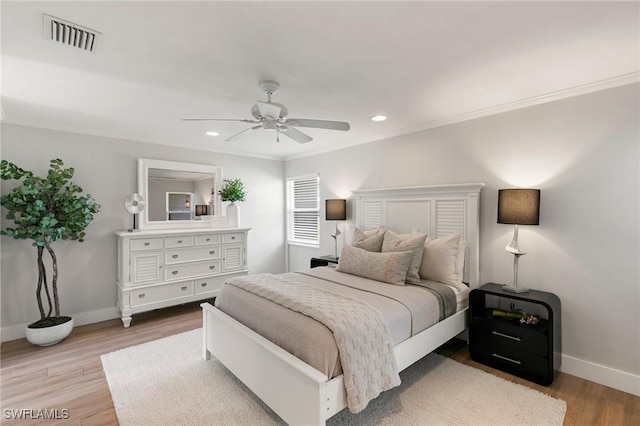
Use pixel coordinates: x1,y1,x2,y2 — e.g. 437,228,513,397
286,174,320,246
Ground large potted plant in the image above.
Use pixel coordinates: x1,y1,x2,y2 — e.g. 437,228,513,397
219,178,246,227
0,159,101,346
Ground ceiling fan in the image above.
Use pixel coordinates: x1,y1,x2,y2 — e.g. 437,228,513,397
183,80,350,143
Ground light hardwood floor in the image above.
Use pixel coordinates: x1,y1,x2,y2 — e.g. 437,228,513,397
2,302,638,425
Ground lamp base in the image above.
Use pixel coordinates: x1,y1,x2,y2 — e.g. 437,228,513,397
502,285,530,294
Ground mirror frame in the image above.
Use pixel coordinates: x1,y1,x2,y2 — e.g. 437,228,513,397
137,158,222,230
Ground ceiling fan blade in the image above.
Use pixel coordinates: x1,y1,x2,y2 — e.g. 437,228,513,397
285,118,350,131
225,125,262,142
256,101,282,119
182,118,259,123
280,125,313,144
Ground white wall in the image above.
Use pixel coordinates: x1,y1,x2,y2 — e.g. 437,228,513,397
286,84,640,393
1,124,285,336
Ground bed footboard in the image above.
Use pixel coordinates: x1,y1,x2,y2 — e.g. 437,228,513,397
201,302,346,425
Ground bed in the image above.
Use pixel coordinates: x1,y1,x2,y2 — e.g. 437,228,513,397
201,183,484,425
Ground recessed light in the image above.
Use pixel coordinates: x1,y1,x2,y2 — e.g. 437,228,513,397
205,131,219,136
371,115,387,122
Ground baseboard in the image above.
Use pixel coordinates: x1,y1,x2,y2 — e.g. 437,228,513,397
1,306,120,343
560,353,640,397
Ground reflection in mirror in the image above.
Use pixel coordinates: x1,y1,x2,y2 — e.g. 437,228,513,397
137,159,222,230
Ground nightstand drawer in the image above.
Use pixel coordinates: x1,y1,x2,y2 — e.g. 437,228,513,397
471,318,548,356
472,343,549,383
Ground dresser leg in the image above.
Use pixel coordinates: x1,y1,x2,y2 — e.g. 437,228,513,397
121,315,132,328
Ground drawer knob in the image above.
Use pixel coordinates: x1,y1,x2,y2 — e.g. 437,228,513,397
201,283,207,287
138,294,146,299
177,240,183,244
181,286,188,291
172,271,178,275
144,242,150,246
205,238,211,242
209,265,216,270
492,353,522,365
209,251,215,255
172,254,179,259
231,236,236,240
492,330,521,342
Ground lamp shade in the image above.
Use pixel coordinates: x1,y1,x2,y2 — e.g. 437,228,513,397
497,189,540,225
195,204,209,216
325,199,347,221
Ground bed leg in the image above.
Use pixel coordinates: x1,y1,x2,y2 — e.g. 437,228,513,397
202,302,212,360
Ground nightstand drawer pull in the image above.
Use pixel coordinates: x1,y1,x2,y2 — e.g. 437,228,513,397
492,353,522,365
177,240,183,244
144,242,150,246
201,283,208,287
209,251,215,255
181,286,188,291
209,265,216,270
172,254,179,259
138,293,146,299
492,330,521,342
172,271,178,275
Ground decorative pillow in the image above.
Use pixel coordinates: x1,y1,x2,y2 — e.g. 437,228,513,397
418,233,466,291
351,227,385,252
381,231,427,284
336,244,413,286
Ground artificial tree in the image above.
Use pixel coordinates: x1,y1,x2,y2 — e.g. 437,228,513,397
0,159,101,328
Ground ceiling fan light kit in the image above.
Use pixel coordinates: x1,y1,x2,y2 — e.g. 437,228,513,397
183,80,350,143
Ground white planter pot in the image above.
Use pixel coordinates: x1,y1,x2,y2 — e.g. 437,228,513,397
226,202,240,227
25,317,74,346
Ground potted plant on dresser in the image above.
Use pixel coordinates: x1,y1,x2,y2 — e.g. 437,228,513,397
219,177,246,227
0,159,101,346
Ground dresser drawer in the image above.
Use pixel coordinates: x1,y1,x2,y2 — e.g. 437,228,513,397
130,238,163,251
131,281,194,307
195,277,225,295
222,233,244,243
471,343,549,384
195,234,221,246
165,260,221,281
471,318,548,356
165,246,221,265
165,236,195,248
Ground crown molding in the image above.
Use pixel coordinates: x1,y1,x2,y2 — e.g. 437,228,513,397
285,72,640,161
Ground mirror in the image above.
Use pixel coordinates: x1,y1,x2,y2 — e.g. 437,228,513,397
138,158,222,230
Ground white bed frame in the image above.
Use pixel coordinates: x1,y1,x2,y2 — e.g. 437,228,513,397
202,183,484,425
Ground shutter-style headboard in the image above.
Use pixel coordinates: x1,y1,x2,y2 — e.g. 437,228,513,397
352,183,484,288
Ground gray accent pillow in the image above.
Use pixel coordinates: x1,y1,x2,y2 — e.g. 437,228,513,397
381,231,427,284
351,227,385,252
337,244,413,286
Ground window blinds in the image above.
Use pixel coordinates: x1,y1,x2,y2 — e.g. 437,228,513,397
287,174,319,246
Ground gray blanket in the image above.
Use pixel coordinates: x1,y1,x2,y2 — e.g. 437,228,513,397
224,273,401,413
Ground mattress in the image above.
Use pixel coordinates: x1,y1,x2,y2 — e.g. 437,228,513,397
214,267,464,378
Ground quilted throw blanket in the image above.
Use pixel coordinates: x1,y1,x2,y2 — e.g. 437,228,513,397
225,273,401,413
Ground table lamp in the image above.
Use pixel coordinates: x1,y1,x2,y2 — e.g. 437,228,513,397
326,199,347,258
497,188,540,293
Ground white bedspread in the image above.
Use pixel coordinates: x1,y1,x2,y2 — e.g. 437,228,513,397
225,273,401,413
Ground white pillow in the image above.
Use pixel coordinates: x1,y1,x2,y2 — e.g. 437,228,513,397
418,233,466,291
337,244,413,286
381,231,427,284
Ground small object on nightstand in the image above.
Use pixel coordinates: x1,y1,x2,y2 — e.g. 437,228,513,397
469,283,561,386
310,255,339,269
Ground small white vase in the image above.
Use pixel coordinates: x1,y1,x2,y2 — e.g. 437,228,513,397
25,317,74,346
226,202,240,227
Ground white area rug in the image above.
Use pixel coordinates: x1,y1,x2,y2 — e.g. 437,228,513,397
101,329,566,425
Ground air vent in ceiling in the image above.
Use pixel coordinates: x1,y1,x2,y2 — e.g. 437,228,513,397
43,14,101,53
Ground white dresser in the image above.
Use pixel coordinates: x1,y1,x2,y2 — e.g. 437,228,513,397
116,227,249,327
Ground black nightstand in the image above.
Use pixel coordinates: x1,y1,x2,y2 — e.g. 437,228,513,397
310,255,339,268
469,283,561,385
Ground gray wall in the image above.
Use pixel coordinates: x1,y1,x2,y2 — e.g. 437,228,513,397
1,124,285,334
286,84,640,384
